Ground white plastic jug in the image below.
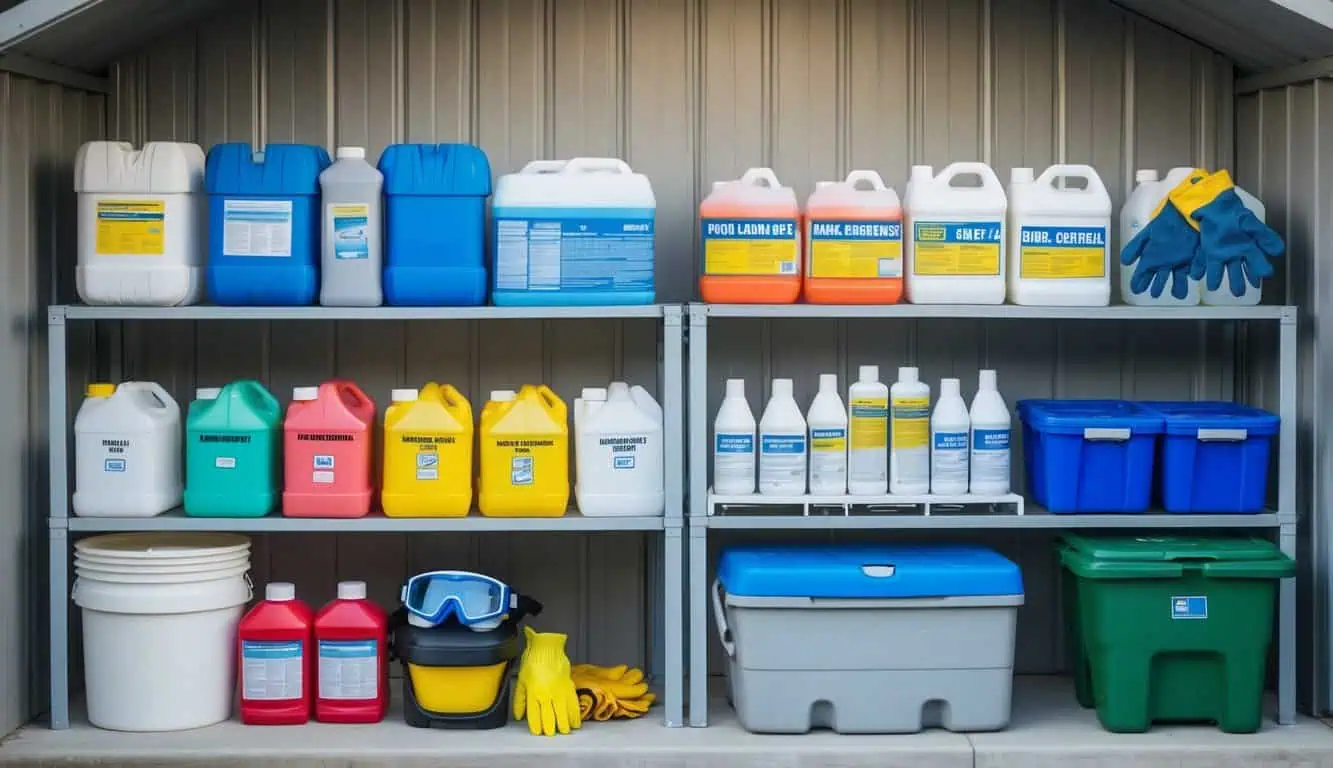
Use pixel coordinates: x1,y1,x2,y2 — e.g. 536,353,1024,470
75,141,207,307
575,382,664,517
905,162,1007,304
74,382,183,517
1120,167,1200,306
1008,164,1112,306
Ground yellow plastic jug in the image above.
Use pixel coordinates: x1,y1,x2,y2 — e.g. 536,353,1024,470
382,383,474,518
479,385,569,517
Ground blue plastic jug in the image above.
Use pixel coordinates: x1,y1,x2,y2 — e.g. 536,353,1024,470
206,143,330,305
378,143,492,306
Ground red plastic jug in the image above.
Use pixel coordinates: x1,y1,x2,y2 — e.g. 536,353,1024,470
283,380,375,518
238,582,314,725
314,581,389,723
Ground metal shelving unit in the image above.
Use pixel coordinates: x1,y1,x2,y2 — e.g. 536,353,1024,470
685,302,1300,728
46,303,686,731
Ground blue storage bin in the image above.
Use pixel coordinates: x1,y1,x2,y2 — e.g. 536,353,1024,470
1139,401,1278,514
1018,400,1164,514
378,144,492,306
206,143,330,305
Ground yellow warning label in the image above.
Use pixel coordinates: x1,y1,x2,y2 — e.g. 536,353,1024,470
701,217,800,276
1019,225,1107,279
809,220,903,278
95,200,166,256
911,221,1002,276
891,396,929,450
849,397,888,450
811,428,847,452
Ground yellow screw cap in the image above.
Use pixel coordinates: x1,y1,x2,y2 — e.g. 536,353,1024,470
85,383,115,398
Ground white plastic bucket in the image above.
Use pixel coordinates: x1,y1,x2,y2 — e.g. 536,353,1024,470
73,533,251,732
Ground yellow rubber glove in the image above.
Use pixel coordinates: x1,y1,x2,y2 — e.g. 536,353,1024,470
513,627,582,736
571,664,656,720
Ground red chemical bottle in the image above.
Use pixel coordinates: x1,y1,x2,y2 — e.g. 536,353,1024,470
315,580,389,723
237,582,314,725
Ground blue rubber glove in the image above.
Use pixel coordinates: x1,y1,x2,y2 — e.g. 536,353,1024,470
1172,170,1284,297
1120,173,1206,300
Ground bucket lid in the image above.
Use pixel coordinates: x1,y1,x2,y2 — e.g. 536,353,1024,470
75,532,251,560
392,621,519,667
74,572,253,615
1136,401,1279,437
1059,534,1294,581
76,552,250,573
1017,399,1163,435
75,561,251,585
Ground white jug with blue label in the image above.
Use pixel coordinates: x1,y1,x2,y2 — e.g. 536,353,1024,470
1007,164,1112,306
904,162,1007,304
73,381,182,517
575,381,664,517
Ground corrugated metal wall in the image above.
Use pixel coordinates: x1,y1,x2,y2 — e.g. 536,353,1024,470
100,0,1238,680
0,73,103,732
1235,79,1332,712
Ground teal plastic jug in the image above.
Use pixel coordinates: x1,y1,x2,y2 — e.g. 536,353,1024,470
184,380,282,517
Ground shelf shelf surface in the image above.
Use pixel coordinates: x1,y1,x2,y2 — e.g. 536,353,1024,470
51,304,670,322
696,302,1295,321
63,508,668,533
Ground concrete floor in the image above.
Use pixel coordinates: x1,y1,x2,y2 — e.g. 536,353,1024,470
2,677,1332,768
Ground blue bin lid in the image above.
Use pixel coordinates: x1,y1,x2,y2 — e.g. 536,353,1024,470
717,544,1023,599
1017,399,1163,436
205,143,330,196
1138,401,1278,437
378,143,492,196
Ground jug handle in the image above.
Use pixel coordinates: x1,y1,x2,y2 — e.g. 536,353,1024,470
844,169,888,191
936,162,1002,193
562,157,633,175
440,384,474,420
132,382,178,412
234,380,280,415
739,167,782,189
1034,164,1107,197
333,380,372,410
519,160,568,175
535,385,567,419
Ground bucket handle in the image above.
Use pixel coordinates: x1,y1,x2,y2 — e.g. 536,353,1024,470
738,167,782,189
1034,164,1108,197
518,160,568,175
843,169,888,192
711,580,736,658
561,157,633,175
935,162,1002,193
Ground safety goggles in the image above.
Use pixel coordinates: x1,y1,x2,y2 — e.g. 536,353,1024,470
400,570,514,630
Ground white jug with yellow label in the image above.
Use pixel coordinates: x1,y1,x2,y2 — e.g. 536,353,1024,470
1007,164,1111,307
904,162,1007,305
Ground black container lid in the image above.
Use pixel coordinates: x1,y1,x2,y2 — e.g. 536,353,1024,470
393,620,520,667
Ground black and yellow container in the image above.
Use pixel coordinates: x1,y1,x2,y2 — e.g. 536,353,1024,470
392,620,521,729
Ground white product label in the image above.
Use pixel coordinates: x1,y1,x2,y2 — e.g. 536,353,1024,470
318,640,379,700
242,640,303,701
312,453,335,484
714,432,755,488
809,427,847,490
601,433,649,471
849,398,888,485
760,433,807,488
416,451,439,481
329,203,370,260
215,456,237,469
970,428,1011,486
223,199,294,257
931,431,969,488
891,396,930,485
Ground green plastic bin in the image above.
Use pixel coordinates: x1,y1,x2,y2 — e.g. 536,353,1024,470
1058,534,1293,734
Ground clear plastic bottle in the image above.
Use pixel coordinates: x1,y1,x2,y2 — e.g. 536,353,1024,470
806,374,848,495
848,365,889,495
759,378,808,495
890,366,930,495
930,378,970,495
969,369,1012,494
713,378,757,495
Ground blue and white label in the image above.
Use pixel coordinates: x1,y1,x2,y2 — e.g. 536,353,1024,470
222,199,293,258
716,434,754,454
970,428,1011,487
103,458,126,473
319,640,379,701
1171,595,1208,620
242,640,303,701
614,455,636,470
714,432,755,490
931,430,969,490
314,455,334,469
416,451,439,481
329,203,370,260
511,455,534,486
494,211,655,294
760,433,807,488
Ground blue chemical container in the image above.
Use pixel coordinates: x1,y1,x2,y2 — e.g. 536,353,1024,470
1018,400,1163,514
491,158,656,306
378,143,492,306
1139,401,1279,514
206,143,330,305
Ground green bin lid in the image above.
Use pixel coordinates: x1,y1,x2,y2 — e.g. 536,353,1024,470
1059,535,1294,580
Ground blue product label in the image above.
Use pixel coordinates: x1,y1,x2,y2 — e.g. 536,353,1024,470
103,458,126,473
318,640,379,701
933,431,968,451
494,210,654,293
972,428,1010,451
314,454,335,469
511,455,534,485
614,455,636,470
1018,225,1108,280
760,434,806,454
716,433,754,453
241,640,303,701
222,199,294,258
1171,595,1207,620
318,640,376,659
330,203,370,260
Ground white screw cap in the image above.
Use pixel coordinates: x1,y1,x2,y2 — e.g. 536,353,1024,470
336,146,366,160
898,366,919,385
725,379,745,398
337,580,367,600
266,582,296,602
581,387,608,402
1010,167,1035,184
292,386,318,401
489,390,516,402
859,365,879,383
195,387,221,401
391,388,419,403
1135,169,1160,183
772,378,794,398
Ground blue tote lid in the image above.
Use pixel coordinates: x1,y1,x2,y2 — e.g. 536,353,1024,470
378,143,492,197
1018,399,1163,436
205,143,330,196
1138,401,1279,437
717,544,1023,599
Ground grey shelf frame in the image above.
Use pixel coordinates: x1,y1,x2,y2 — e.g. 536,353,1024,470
45,303,686,731
685,302,1301,728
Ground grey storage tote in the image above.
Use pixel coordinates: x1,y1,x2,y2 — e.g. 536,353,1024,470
714,544,1024,734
